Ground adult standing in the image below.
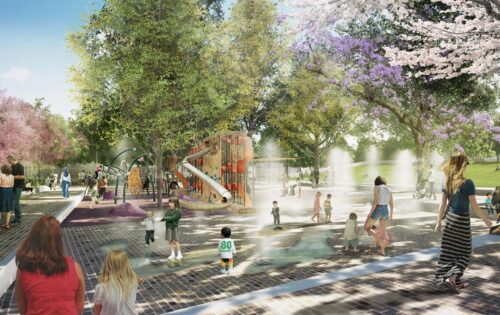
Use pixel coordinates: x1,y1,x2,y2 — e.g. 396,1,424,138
364,176,394,256
7,155,24,225
15,215,85,314
161,196,182,260
60,167,71,198
0,164,14,229
434,153,491,293
492,186,500,223
78,170,85,185
53,173,59,190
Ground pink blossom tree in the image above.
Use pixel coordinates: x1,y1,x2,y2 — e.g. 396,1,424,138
286,0,500,79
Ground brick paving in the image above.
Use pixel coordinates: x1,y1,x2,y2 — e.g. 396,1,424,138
0,189,83,261
0,187,498,314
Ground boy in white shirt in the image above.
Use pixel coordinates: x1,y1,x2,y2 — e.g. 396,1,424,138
218,227,236,274
141,210,155,246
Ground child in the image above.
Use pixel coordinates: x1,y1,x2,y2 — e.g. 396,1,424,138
94,250,139,315
324,193,333,223
485,193,493,217
218,227,236,274
343,213,359,252
161,196,182,260
371,225,391,256
311,191,321,223
141,210,155,246
271,201,280,226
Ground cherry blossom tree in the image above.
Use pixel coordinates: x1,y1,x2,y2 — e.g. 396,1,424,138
286,0,500,79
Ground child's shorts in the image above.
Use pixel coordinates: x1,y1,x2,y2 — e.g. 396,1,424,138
324,208,332,215
220,258,234,269
345,239,359,248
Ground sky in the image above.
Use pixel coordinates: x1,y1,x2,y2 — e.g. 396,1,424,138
0,0,243,119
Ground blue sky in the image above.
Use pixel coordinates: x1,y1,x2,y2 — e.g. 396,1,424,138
0,0,279,118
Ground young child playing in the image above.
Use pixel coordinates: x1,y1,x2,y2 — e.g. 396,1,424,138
485,193,493,217
343,213,359,252
371,224,391,256
271,201,280,226
311,191,321,223
141,210,155,246
218,227,236,274
324,193,333,223
94,250,139,315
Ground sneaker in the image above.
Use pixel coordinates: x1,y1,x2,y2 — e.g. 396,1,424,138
227,268,233,274
168,253,176,260
145,244,149,247
176,254,183,260
220,269,226,274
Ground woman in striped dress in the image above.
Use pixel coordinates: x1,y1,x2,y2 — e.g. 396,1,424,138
435,152,491,293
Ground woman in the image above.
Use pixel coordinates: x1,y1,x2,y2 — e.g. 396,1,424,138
60,167,71,198
161,196,182,260
0,164,14,229
435,153,491,293
364,176,393,256
15,215,85,314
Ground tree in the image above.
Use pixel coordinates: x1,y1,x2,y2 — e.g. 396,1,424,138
286,0,500,79
69,0,230,207
269,65,355,187
216,0,288,137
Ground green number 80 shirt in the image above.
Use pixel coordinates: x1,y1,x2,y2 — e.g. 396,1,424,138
218,239,236,259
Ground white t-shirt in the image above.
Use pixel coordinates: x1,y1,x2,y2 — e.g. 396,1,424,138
344,219,358,240
377,185,391,205
141,218,155,230
93,283,137,315
218,239,236,259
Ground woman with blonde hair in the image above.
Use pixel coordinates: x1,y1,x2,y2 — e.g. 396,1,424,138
94,250,139,315
435,152,491,293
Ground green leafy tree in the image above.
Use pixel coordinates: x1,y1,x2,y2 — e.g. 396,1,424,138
270,66,355,187
216,0,288,137
69,0,230,206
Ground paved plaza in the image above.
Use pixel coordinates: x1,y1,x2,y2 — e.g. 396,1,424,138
0,186,498,314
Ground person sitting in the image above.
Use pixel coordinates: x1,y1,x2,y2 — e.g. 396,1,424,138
15,215,85,314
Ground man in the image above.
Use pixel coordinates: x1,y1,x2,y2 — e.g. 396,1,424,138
7,155,24,224
78,170,86,185
427,165,436,200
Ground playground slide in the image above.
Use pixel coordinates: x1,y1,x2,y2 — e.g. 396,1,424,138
180,148,233,211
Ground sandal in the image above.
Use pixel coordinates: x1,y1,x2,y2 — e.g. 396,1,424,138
458,283,469,289
3,225,10,230
443,280,459,294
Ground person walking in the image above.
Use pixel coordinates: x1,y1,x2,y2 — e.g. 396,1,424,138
434,152,491,293
311,191,321,223
0,164,14,229
15,215,85,314
364,176,393,256
60,167,71,198
7,155,24,225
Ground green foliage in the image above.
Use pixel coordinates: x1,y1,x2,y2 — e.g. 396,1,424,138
215,0,289,136
270,65,356,172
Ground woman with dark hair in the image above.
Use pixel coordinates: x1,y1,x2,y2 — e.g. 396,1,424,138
161,196,182,260
0,164,14,229
435,153,491,293
364,176,394,255
15,215,85,314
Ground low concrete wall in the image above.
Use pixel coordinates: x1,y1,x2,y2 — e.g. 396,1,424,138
0,193,84,297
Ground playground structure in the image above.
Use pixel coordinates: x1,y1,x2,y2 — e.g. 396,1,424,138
172,131,254,211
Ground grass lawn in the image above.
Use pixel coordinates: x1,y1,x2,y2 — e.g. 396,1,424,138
348,162,500,188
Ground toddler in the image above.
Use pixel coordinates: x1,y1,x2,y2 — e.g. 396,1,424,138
218,227,236,274
271,201,280,226
141,210,155,246
324,193,333,223
343,213,359,252
94,250,139,315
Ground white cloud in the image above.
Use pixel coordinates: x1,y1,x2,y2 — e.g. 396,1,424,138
0,66,33,82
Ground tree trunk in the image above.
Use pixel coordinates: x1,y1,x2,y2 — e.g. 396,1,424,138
154,135,163,208
313,147,320,188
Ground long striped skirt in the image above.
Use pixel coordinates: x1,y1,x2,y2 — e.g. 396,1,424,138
435,211,471,286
